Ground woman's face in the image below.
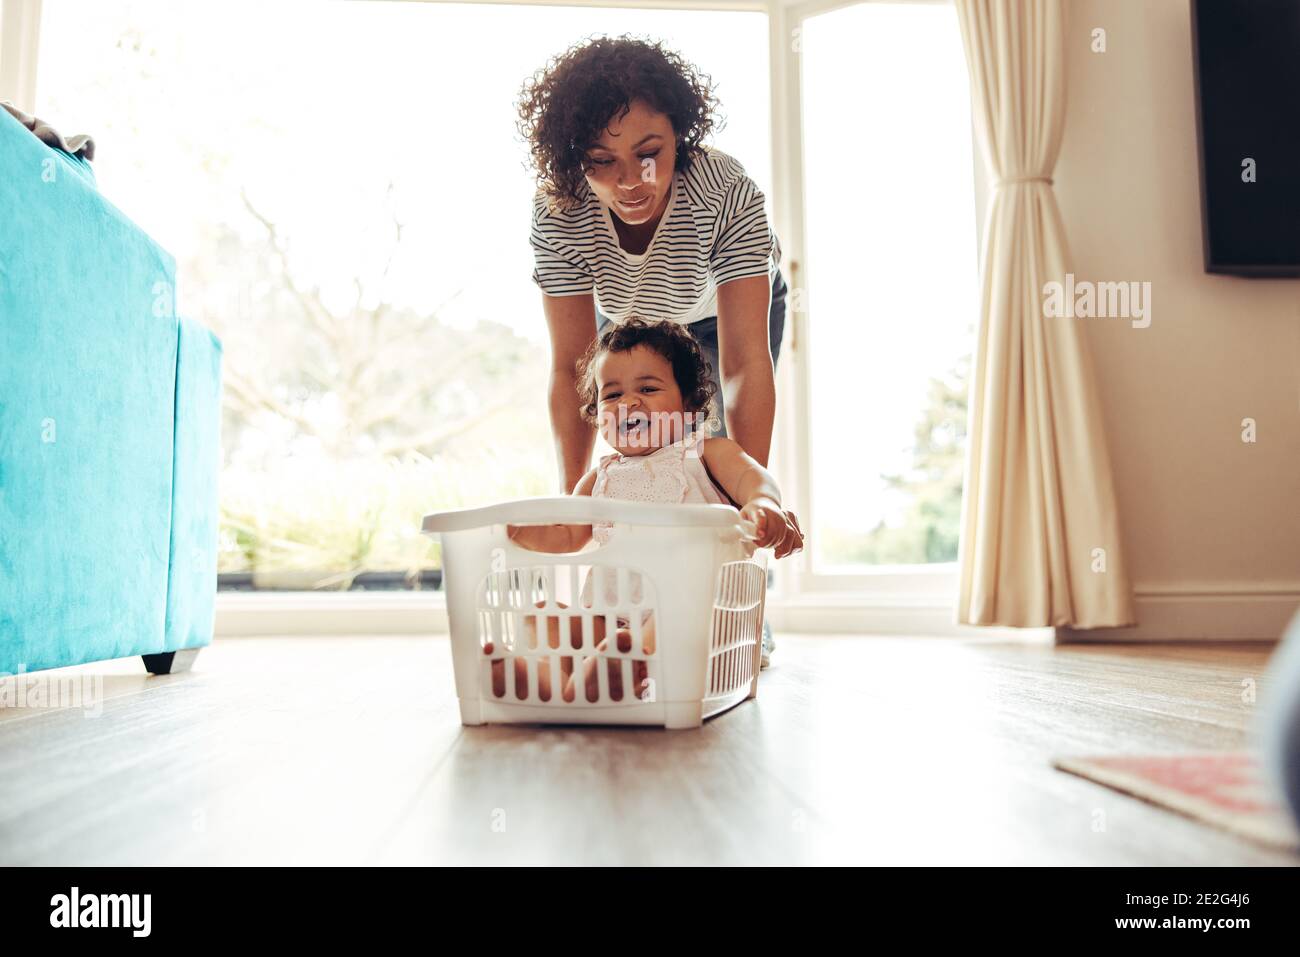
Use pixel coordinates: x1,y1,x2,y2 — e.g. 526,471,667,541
594,345,691,456
582,99,676,226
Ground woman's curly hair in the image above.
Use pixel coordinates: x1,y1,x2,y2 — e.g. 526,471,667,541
516,34,723,213
576,317,719,435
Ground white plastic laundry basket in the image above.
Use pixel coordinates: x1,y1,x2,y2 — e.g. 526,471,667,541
421,497,768,729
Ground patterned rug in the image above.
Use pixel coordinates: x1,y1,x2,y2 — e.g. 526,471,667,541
1054,752,1300,851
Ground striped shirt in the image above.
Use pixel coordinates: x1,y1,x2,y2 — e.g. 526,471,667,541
529,146,783,325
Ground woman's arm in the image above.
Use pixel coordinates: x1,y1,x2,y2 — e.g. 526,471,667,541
715,275,776,467
541,291,600,494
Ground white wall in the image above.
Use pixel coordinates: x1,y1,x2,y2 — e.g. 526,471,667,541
1056,0,1300,640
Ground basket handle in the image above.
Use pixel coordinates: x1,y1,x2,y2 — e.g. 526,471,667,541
422,496,747,535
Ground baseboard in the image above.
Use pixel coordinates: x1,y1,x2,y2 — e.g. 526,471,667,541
214,581,1300,642
1058,582,1300,643
213,591,1056,641
215,591,447,637
764,596,1056,640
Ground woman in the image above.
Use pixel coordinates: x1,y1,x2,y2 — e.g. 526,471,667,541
516,36,803,658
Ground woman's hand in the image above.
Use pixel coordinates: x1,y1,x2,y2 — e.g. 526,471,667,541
740,496,805,558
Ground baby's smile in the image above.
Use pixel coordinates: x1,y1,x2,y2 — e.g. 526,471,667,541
619,410,651,441
593,343,692,454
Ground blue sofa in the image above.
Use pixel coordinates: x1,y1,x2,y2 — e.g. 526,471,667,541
0,107,223,675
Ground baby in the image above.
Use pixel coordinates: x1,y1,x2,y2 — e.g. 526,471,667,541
498,316,802,703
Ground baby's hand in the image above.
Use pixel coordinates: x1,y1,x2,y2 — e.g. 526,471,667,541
740,496,787,550
507,523,577,553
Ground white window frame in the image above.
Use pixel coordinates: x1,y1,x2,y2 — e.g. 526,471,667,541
769,0,996,633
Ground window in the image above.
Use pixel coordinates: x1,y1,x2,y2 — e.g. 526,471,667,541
799,0,978,573
36,0,772,589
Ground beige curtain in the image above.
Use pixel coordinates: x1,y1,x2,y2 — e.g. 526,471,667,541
953,0,1135,628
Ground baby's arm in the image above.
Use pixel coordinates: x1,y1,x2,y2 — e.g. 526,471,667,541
699,437,797,553
506,467,599,553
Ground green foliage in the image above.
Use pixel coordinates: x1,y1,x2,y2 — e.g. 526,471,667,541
217,450,553,587
820,352,969,566
199,200,554,586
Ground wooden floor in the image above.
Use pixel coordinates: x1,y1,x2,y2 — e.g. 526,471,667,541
0,634,1293,866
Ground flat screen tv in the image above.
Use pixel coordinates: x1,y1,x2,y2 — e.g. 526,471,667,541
1191,0,1300,276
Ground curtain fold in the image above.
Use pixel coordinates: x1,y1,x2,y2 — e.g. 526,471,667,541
954,0,1136,628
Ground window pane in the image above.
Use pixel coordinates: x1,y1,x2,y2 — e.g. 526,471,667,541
801,1,977,570
36,0,771,587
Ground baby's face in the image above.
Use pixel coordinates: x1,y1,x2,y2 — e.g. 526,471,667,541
594,345,693,456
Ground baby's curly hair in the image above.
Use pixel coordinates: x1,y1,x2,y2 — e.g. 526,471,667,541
576,317,719,435
516,34,723,213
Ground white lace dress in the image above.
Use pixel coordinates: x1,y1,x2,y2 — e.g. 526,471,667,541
582,429,743,608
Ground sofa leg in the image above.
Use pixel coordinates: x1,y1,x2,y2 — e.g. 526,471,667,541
142,648,202,675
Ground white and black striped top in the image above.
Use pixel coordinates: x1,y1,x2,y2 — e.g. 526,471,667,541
529,146,783,325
